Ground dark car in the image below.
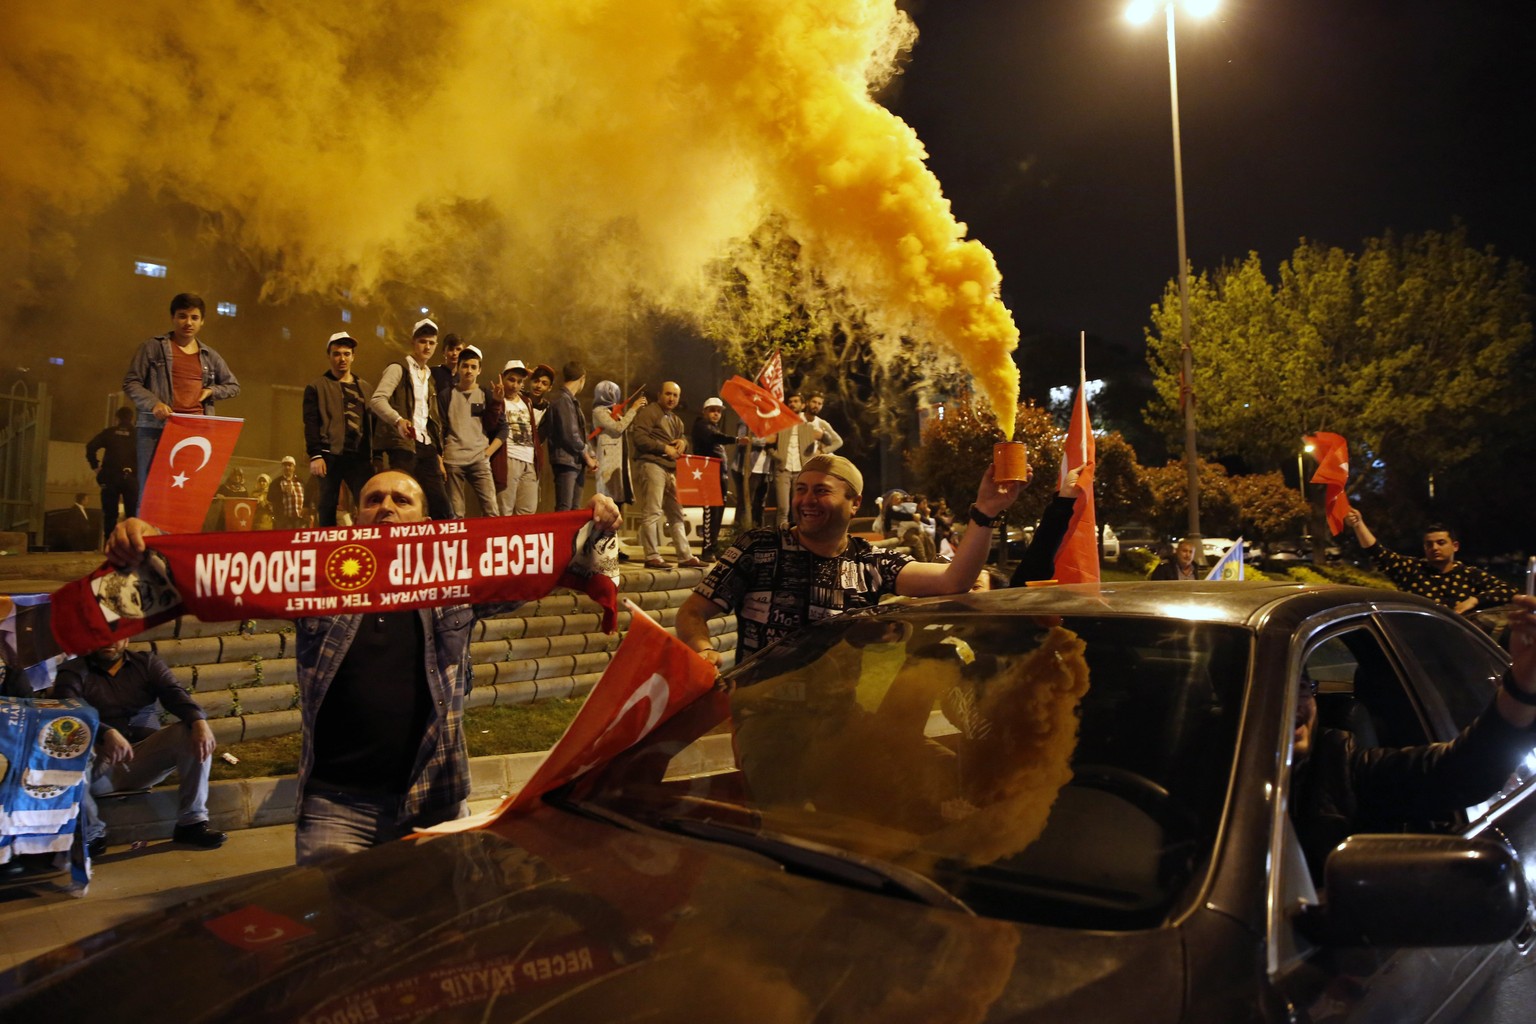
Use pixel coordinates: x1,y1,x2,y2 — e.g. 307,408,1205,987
4,583,1534,1022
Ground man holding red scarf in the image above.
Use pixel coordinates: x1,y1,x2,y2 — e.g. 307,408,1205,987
105,471,622,864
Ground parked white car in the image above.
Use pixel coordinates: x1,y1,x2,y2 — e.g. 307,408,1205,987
1100,523,1120,561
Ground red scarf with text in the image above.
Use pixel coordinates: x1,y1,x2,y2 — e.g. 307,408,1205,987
50,511,619,655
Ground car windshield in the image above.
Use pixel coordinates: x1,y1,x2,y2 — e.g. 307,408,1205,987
563,610,1250,931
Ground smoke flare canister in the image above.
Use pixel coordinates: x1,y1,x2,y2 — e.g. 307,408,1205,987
993,441,1029,482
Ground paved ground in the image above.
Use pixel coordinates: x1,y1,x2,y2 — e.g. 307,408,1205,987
0,797,504,974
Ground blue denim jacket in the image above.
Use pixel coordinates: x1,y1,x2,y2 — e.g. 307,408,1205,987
122,335,240,428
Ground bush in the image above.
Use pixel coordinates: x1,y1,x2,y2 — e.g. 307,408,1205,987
1122,548,1160,577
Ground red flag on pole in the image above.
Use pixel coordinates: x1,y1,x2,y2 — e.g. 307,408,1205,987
139,414,243,534
1305,432,1353,535
505,602,718,812
756,350,785,401
675,455,724,506
222,498,256,531
719,375,804,439
1051,337,1099,585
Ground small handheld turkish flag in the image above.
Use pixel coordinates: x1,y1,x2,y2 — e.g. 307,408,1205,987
139,414,243,534
675,455,724,506
719,375,804,439
504,601,718,812
1305,432,1353,535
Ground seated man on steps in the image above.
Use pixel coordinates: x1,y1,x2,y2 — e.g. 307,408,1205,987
54,638,225,854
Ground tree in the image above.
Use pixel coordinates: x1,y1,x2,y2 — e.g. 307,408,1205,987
1093,431,1152,534
1226,472,1310,541
1144,226,1532,534
1143,459,1240,541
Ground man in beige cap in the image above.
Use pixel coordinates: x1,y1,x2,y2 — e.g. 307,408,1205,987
677,455,1022,665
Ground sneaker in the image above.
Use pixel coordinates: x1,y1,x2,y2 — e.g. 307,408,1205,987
172,822,227,849
87,836,108,858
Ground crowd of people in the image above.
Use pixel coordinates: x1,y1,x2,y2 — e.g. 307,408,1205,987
50,291,1534,875
101,293,859,569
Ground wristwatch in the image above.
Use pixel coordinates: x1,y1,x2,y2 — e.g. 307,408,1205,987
1501,669,1536,707
968,504,1001,529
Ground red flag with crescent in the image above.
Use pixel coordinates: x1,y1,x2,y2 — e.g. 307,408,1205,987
719,375,803,439
504,602,718,812
222,498,256,531
675,455,724,507
139,414,243,534
756,349,785,401
1305,432,1353,535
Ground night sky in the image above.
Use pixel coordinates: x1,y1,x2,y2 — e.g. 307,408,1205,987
890,0,1535,371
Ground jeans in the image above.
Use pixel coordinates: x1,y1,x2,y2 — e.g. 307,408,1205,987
315,451,374,527
99,471,138,539
382,446,454,521
774,469,798,530
499,459,539,515
635,461,691,561
295,786,467,866
552,466,585,511
79,725,212,841
445,458,501,517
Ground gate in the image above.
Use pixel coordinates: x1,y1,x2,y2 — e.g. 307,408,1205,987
0,380,51,545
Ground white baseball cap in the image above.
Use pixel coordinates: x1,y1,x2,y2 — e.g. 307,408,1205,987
326,331,357,348
502,359,528,375
412,317,439,336
702,397,724,409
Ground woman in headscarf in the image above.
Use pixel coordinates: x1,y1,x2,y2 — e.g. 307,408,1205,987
591,380,647,505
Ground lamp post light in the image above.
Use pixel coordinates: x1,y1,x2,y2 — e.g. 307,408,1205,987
1127,0,1217,563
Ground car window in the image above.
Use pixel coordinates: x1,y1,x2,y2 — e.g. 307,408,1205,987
1378,609,1503,734
571,612,1251,931
1303,625,1427,751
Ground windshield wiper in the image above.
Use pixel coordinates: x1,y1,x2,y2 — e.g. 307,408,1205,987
656,816,973,915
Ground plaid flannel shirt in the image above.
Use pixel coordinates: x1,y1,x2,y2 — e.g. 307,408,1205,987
294,602,520,823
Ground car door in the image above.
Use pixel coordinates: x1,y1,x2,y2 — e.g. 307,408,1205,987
1379,608,1536,1020
1269,610,1533,1022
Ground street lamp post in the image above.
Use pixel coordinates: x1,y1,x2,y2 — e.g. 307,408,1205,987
1128,0,1215,563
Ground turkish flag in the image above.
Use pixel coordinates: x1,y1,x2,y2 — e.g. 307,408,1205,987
756,349,785,401
719,375,803,439
504,602,718,812
1306,432,1350,486
204,904,315,951
222,498,256,531
676,455,724,507
1051,375,1099,585
139,415,243,534
1305,432,1352,535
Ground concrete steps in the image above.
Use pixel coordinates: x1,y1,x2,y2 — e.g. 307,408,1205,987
127,565,738,747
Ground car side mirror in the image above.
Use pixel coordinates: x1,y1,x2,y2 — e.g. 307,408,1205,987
1295,834,1529,947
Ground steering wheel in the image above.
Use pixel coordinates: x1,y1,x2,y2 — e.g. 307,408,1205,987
1068,763,1198,837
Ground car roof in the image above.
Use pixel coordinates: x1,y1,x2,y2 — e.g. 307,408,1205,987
882,580,1443,632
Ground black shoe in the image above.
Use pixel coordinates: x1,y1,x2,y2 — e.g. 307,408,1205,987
172,822,227,849
87,836,108,858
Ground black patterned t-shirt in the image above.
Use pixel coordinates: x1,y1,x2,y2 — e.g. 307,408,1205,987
694,527,913,657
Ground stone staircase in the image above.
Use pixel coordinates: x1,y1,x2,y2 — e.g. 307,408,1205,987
129,565,739,748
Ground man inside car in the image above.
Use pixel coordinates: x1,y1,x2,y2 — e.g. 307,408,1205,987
1290,595,1536,877
676,454,1022,667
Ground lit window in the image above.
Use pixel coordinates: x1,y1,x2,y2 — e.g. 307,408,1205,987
376,326,386,338
48,357,64,366
134,261,168,278
341,309,352,323
216,302,237,317
281,327,291,340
